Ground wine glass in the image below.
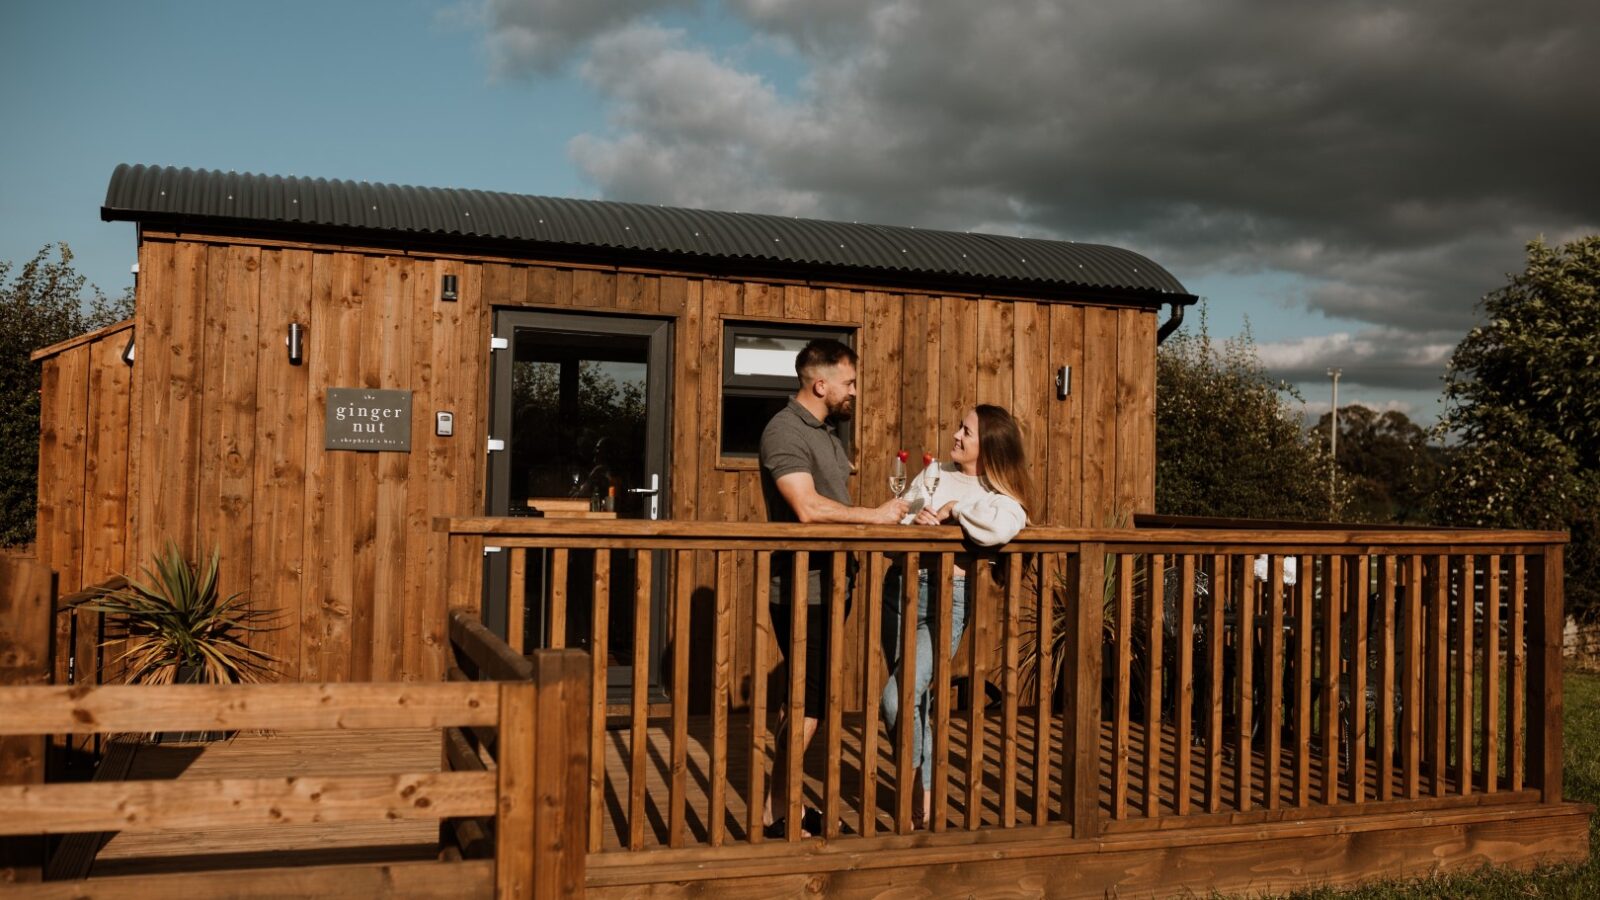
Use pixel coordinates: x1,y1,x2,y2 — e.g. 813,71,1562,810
889,451,908,498
921,452,941,498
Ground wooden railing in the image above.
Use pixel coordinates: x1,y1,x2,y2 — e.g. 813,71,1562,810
0,649,590,899
440,518,1569,854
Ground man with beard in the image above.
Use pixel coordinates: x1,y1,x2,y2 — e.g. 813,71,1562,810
758,338,907,838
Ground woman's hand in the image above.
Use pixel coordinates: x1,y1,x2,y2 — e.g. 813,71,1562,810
913,500,957,525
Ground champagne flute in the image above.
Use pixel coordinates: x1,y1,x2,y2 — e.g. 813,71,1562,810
889,450,908,498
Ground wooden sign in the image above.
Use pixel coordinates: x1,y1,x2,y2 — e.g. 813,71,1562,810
325,388,412,452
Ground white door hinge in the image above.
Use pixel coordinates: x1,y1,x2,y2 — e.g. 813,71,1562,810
490,335,509,351
487,438,505,452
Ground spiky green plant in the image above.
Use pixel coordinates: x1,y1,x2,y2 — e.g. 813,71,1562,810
76,541,278,684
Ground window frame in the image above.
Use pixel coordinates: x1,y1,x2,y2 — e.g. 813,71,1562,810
716,320,856,467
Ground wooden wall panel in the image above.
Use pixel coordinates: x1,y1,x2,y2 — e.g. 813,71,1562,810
82,330,132,585
1011,302,1050,519
1132,310,1158,513
1081,306,1120,527
43,348,89,594
899,296,940,463
1114,309,1143,523
1046,305,1085,527
40,230,1163,685
937,295,978,472
370,256,414,680
251,248,312,679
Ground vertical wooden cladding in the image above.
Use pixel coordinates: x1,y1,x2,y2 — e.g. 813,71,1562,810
120,240,487,683
50,231,1159,683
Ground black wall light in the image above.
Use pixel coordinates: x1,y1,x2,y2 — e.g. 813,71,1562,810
287,322,305,365
121,333,136,366
441,274,459,302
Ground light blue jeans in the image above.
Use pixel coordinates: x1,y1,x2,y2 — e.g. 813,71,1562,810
880,569,969,791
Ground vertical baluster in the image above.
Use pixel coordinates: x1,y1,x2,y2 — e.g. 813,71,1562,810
1001,554,1022,827
895,551,919,835
1175,555,1195,815
1265,555,1284,810
1207,555,1227,813
509,547,527,655
861,552,884,837
1237,554,1256,812
550,549,569,649
588,549,610,853
1483,554,1500,793
1296,555,1314,808
1066,544,1106,839
668,552,691,847
824,551,847,838
1350,554,1369,804
709,551,732,846
931,552,955,832
1430,554,1449,797
1403,555,1423,800
748,552,771,843
1459,554,1475,797
1528,546,1564,804
1033,554,1055,826
628,551,653,850
1321,554,1341,805
1113,554,1134,818
965,558,994,830
1377,555,1396,802
1509,555,1525,792
785,551,808,841
1144,553,1165,818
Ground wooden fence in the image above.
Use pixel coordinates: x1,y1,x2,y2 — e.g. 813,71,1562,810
441,518,1569,854
0,635,590,899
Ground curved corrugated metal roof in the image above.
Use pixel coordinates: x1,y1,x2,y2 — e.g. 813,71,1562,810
102,163,1193,300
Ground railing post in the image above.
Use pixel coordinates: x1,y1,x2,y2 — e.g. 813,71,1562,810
1526,544,1564,805
1064,544,1105,838
0,557,54,884
497,680,537,899
440,521,484,621
531,649,591,899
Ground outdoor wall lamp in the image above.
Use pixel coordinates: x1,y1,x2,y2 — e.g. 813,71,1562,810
121,333,135,366
1055,365,1071,399
287,322,305,365
441,274,459,302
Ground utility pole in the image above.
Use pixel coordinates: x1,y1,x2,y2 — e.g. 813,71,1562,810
1327,368,1341,517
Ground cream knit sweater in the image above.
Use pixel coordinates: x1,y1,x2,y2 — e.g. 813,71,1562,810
899,461,1027,548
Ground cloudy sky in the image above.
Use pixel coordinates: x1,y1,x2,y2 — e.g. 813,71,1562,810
4,1,1596,425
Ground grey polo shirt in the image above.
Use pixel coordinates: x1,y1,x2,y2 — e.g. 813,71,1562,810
759,399,853,604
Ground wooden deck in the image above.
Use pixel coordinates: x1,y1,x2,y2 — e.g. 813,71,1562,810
85,730,441,877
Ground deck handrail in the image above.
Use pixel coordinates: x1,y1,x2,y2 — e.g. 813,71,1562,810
437,516,1569,546
439,517,1568,855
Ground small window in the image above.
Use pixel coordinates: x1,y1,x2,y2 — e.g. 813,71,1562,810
720,322,854,459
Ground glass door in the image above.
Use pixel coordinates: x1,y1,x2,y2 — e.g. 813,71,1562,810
488,310,672,701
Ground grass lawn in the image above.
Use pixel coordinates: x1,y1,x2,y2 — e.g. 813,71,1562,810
1266,668,1600,899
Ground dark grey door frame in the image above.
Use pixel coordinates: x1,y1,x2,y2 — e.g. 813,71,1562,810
484,310,673,696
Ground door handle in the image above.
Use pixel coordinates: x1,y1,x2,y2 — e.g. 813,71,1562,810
626,473,661,520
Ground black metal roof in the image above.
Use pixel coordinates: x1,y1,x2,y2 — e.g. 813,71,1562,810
102,164,1193,302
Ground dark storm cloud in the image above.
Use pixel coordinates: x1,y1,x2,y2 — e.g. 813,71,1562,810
479,0,1600,391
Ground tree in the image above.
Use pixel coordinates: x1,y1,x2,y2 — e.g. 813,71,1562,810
1437,235,1600,621
1156,309,1336,521
1310,405,1447,524
0,244,134,546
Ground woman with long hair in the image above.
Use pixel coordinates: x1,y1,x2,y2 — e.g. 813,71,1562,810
883,404,1030,826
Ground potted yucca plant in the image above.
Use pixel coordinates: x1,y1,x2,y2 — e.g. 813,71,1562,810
77,541,278,688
